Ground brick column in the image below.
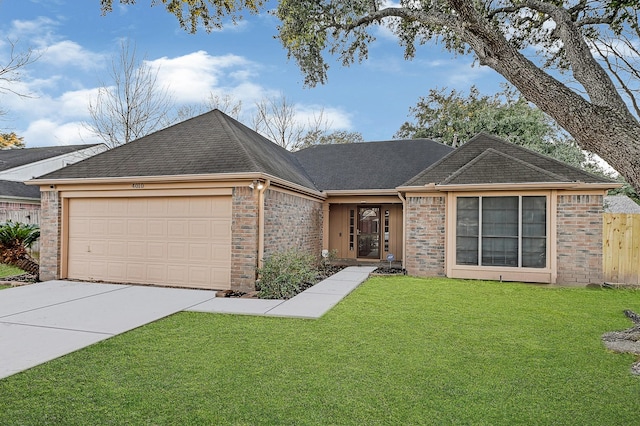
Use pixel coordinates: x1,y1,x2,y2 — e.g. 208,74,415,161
39,190,61,281
556,194,604,284
230,186,259,292
404,195,446,277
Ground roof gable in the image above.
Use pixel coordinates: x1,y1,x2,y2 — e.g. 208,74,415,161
0,144,99,172
441,149,567,185
294,139,454,190
404,132,615,186
36,110,318,190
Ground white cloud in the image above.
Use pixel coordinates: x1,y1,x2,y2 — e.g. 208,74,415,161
149,51,258,103
23,118,100,147
294,104,353,130
38,40,106,70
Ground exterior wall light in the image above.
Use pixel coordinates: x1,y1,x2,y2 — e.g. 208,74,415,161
249,180,264,190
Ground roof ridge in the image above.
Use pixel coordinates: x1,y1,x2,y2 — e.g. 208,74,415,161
440,148,568,185
212,110,261,172
471,132,615,183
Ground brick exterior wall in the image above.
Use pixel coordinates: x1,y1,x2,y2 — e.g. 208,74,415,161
39,191,61,281
556,194,604,284
231,186,259,292
404,195,446,277
263,189,323,258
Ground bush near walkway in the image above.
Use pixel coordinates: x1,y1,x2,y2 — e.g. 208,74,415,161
256,249,318,299
0,277,639,424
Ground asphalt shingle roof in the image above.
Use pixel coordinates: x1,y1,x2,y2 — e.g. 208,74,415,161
404,132,615,186
293,139,454,190
33,113,615,193
604,195,640,213
37,110,318,190
0,180,41,200
0,144,99,172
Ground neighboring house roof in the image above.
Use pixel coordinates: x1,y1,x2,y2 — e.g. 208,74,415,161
0,144,100,172
37,110,318,191
604,195,640,213
293,139,454,190
404,132,615,186
0,180,41,200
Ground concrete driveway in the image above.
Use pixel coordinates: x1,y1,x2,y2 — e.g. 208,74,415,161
0,280,215,380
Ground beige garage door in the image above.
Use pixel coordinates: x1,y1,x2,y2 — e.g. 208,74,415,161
67,196,232,289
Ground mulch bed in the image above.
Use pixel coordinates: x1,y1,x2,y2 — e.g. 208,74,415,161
0,273,38,286
372,267,407,275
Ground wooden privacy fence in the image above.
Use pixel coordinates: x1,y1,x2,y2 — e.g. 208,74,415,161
0,209,40,225
603,213,640,285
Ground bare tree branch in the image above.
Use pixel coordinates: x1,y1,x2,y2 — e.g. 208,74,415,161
85,40,174,148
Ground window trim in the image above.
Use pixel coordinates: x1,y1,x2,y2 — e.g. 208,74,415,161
448,191,554,283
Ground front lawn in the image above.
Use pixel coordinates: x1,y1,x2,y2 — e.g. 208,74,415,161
1,277,639,424
0,264,25,278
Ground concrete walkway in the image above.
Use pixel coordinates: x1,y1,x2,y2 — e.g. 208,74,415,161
188,266,376,318
0,266,374,379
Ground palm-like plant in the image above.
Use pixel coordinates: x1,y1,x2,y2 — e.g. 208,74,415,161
0,221,40,277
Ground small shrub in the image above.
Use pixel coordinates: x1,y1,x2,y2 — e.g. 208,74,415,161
256,249,318,299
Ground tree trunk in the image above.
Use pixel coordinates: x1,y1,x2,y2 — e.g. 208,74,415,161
447,0,640,193
12,255,40,278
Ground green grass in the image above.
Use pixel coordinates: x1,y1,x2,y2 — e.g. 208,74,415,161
0,263,24,278
1,276,639,425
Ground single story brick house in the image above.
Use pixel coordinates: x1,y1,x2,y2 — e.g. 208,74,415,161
29,110,618,291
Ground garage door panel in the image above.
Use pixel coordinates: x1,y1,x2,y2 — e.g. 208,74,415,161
68,196,231,289
106,262,126,281
147,198,168,217
167,199,189,217
107,199,128,216
126,199,148,216
146,220,166,238
108,219,126,236
146,264,166,282
188,267,210,285
188,220,210,238
89,261,108,278
127,241,146,258
167,220,187,238
90,219,108,236
127,219,147,236
106,241,125,257
147,242,166,260
212,220,231,239
69,218,90,237
188,243,211,261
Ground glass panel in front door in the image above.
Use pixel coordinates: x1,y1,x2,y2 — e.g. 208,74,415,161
358,207,380,259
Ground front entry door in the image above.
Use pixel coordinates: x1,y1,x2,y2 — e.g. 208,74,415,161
357,206,380,259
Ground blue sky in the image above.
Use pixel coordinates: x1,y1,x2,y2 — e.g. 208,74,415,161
0,0,507,148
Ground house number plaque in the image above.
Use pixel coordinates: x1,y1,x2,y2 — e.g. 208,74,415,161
132,183,145,189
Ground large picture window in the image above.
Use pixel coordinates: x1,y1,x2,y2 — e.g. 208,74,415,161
456,196,546,268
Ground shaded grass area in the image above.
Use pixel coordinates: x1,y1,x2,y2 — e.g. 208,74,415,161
1,277,639,424
0,264,25,278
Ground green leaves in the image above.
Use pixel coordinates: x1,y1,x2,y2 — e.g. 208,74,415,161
0,221,40,249
101,0,264,33
256,248,318,299
396,84,601,171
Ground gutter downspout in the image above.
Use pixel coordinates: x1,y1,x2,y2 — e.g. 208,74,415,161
257,179,271,270
397,192,407,271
